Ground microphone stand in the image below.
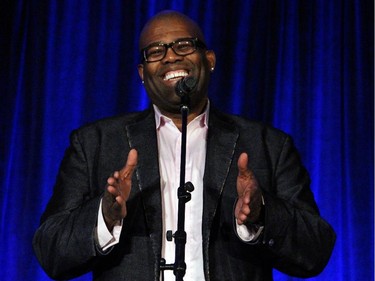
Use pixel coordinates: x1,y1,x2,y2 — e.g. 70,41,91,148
160,93,194,281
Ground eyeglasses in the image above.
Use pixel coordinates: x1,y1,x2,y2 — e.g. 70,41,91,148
141,37,206,63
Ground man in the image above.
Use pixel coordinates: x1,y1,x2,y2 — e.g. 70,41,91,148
33,10,335,281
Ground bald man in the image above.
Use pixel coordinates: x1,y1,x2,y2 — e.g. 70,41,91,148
33,10,335,281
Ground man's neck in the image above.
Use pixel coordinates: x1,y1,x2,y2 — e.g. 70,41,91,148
156,99,208,131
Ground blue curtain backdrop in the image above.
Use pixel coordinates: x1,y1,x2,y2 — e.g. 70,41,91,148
1,0,373,280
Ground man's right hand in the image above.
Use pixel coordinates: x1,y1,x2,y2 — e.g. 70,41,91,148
102,149,138,231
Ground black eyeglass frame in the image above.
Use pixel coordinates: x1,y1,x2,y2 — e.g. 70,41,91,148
140,37,207,63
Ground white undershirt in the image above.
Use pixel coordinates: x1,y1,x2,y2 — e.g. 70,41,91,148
154,104,207,281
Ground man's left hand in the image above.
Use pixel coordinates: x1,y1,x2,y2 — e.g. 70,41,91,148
235,152,263,225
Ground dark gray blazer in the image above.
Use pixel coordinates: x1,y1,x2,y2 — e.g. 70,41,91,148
33,107,335,281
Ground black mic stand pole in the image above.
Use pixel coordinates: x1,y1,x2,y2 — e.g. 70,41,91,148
160,93,194,281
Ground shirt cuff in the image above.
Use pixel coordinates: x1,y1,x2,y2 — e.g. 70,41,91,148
96,199,123,251
236,221,264,242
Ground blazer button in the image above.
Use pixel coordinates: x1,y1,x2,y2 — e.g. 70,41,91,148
268,239,275,247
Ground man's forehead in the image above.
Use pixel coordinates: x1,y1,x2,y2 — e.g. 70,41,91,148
139,14,204,49
141,28,193,45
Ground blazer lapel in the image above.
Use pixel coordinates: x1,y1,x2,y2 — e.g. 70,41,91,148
125,109,162,277
202,108,239,276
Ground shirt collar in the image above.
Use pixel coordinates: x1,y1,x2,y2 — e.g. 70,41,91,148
153,100,210,129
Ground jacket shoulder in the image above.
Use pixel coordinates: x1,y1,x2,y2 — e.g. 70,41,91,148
71,109,153,138
210,107,289,141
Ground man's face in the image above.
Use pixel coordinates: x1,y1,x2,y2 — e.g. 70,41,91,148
137,17,216,115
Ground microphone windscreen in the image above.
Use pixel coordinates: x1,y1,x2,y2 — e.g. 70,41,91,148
175,76,197,97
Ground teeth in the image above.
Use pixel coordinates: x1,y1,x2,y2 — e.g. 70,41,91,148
164,71,188,81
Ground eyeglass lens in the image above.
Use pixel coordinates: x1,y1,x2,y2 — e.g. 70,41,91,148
144,39,197,62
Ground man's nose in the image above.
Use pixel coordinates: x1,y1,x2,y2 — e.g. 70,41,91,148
162,46,183,63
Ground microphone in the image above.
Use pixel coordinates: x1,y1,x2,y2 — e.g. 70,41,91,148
175,76,197,97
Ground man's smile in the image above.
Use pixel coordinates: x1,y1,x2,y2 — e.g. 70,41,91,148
163,70,189,81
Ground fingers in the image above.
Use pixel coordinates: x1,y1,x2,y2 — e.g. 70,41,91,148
235,152,262,224
236,190,251,225
106,172,121,198
102,149,138,228
106,179,123,202
107,149,138,200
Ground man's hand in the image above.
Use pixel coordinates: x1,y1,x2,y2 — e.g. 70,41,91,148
235,152,263,226
102,149,138,231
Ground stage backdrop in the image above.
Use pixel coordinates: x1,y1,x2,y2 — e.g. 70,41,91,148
1,0,373,280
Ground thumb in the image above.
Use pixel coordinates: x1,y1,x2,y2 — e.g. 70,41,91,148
237,152,249,176
119,149,138,179
118,149,138,200
237,152,253,197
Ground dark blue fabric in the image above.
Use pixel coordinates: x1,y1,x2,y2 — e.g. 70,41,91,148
1,1,373,280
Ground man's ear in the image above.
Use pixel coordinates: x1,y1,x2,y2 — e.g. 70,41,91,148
137,64,144,81
205,50,216,71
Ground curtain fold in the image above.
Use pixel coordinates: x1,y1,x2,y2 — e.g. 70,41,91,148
1,1,373,280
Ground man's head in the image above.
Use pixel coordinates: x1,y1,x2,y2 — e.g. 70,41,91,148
137,10,216,116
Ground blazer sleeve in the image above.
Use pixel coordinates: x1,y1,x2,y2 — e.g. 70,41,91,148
256,135,336,277
32,129,103,280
